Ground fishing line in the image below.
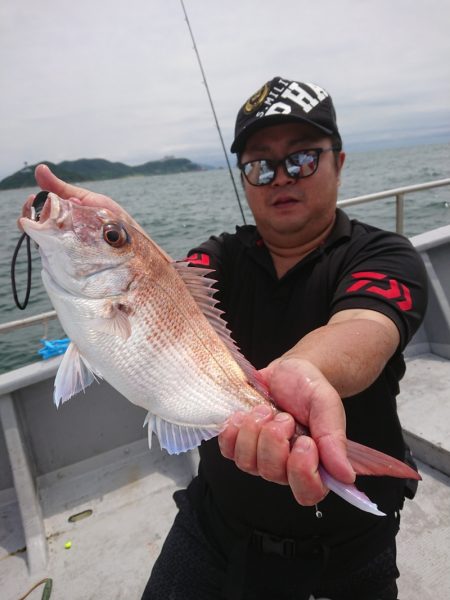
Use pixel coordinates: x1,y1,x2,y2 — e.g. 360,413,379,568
179,0,247,224
11,191,49,310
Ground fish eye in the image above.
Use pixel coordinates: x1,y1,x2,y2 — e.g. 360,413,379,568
103,223,129,247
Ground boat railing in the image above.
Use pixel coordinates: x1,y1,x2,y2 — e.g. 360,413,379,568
338,177,450,235
0,310,58,334
0,177,449,336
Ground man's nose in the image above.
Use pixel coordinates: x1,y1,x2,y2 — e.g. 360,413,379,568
271,162,296,186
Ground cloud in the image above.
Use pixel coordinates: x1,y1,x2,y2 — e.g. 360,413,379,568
1,0,449,179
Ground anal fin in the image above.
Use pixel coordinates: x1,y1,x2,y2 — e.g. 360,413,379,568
145,413,222,455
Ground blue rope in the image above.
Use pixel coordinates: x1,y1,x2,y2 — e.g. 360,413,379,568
38,338,70,360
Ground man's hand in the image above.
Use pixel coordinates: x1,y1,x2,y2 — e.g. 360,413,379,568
20,164,145,234
218,357,356,506
218,310,399,506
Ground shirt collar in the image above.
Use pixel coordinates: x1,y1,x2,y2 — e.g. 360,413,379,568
322,208,352,249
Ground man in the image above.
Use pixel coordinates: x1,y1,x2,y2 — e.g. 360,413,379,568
31,77,427,599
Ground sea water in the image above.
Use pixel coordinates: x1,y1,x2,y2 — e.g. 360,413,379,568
0,142,449,373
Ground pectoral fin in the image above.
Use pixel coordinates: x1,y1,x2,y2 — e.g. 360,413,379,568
88,302,132,340
54,342,101,407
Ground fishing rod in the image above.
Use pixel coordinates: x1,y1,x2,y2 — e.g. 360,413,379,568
179,0,247,225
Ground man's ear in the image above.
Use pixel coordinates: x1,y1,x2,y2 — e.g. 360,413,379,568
337,151,346,185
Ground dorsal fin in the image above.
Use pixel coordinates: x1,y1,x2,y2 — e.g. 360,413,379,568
172,261,270,399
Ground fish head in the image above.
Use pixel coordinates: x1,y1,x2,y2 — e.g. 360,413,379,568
20,193,139,298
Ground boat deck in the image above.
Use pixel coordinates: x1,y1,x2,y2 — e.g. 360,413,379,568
2,347,450,600
1,440,196,600
1,450,449,600
398,353,450,475
396,352,450,597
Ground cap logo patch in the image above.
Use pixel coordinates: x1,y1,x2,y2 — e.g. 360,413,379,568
244,83,270,114
258,81,329,118
230,76,341,153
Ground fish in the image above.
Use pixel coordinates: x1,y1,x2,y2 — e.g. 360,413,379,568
20,192,420,517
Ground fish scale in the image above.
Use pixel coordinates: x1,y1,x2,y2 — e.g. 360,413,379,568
44,260,260,427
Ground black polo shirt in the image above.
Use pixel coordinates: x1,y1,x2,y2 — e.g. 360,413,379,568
186,209,427,561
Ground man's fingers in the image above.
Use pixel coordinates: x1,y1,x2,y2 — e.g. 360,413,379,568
316,433,355,484
266,357,355,484
17,195,36,230
232,405,273,475
218,411,245,460
31,164,149,238
218,407,295,484
218,405,274,475
257,412,295,484
34,164,117,211
34,164,90,201
287,435,328,506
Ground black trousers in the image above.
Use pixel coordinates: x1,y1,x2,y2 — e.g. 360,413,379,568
141,490,399,600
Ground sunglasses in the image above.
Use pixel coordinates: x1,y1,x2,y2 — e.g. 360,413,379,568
239,147,340,187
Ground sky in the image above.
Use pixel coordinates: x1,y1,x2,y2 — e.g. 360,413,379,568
1,0,450,179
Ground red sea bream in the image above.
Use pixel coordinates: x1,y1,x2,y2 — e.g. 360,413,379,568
20,193,420,516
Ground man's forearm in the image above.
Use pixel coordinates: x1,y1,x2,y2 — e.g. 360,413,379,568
280,312,400,398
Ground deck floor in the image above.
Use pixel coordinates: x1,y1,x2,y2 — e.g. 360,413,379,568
1,441,449,600
397,353,450,475
1,440,193,600
1,352,449,600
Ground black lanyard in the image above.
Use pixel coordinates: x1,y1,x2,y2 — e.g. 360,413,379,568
11,191,49,310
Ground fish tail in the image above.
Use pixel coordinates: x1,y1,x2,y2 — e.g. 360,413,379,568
318,466,386,516
347,440,421,480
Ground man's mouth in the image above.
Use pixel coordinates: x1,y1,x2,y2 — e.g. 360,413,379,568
272,196,299,207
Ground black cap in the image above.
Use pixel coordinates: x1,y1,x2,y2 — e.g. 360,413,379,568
231,76,342,154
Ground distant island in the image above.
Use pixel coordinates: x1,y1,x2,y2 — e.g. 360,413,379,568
0,157,206,190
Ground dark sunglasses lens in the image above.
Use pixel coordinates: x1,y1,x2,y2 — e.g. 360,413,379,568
287,151,318,178
242,149,321,186
243,160,275,186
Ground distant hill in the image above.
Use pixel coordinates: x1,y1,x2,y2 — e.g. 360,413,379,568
0,157,205,190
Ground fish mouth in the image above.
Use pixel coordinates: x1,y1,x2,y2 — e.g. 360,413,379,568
20,193,73,233
37,193,62,223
